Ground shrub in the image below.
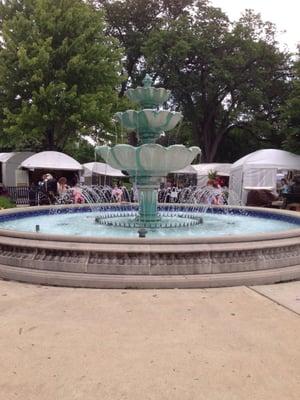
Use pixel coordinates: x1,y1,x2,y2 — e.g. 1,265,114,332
0,196,16,209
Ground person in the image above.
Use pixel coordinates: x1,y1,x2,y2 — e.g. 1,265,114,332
290,175,300,194
57,177,69,195
280,178,290,195
45,174,57,204
170,186,178,203
131,184,139,202
39,173,57,205
282,175,300,208
28,182,39,206
71,184,84,204
200,179,223,205
112,184,123,203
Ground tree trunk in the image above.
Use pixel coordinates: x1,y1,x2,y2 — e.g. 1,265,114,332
46,127,55,150
128,131,138,146
193,122,223,162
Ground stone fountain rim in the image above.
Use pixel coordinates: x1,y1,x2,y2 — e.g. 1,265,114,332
0,203,299,245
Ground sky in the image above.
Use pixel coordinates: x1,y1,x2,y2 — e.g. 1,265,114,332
211,0,300,52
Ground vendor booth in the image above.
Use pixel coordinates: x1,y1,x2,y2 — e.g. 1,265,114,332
82,162,125,185
0,152,35,186
169,163,231,188
192,163,232,187
228,149,300,205
20,151,83,184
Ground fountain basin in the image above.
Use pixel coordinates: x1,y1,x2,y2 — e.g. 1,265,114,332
0,204,299,288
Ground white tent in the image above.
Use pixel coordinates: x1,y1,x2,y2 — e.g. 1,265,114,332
83,162,125,177
171,163,232,185
171,165,197,174
228,149,300,205
192,163,232,187
0,152,35,186
21,151,82,171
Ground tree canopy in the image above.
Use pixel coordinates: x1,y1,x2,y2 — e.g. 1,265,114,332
0,0,298,162
143,3,291,161
0,0,122,151
281,53,300,155
95,0,294,161
95,0,194,95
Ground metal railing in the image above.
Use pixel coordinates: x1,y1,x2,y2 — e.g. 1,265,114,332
6,186,30,205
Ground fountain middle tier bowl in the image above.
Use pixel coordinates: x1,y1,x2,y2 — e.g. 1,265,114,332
114,109,182,134
96,144,200,175
0,204,299,289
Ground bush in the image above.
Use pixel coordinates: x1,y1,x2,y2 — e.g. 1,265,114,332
0,196,16,209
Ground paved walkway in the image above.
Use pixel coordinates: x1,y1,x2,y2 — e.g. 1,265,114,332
0,279,299,400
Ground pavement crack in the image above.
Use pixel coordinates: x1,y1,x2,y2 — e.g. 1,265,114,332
246,286,300,316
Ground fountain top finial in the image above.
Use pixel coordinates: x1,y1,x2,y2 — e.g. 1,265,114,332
143,74,153,88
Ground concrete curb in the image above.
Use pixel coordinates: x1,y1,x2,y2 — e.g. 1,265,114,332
0,263,299,289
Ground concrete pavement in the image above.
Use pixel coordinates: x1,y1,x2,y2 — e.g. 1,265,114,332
0,280,299,400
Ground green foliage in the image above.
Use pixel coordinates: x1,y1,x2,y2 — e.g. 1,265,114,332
0,0,122,151
207,170,217,180
281,55,300,155
143,2,291,161
95,0,194,94
0,196,16,209
64,138,95,164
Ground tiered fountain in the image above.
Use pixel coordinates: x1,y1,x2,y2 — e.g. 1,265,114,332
95,74,200,230
0,75,299,288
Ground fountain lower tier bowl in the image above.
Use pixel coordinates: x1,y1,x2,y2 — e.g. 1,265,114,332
0,204,299,289
96,144,200,174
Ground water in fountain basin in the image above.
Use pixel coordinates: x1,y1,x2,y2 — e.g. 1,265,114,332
22,183,299,237
0,206,298,238
51,183,242,226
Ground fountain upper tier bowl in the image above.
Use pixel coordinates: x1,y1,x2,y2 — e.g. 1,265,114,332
0,204,299,289
125,73,171,108
126,87,171,108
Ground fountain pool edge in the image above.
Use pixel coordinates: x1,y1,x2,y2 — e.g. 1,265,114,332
0,204,299,288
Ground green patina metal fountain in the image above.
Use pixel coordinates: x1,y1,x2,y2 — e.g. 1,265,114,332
96,74,200,229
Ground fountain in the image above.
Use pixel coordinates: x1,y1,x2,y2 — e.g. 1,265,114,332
0,75,299,288
95,74,200,230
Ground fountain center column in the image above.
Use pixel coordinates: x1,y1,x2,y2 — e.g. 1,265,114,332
135,176,161,225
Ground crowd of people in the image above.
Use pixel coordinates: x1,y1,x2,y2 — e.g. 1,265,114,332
157,178,228,205
279,176,300,196
278,176,300,207
27,174,229,207
246,175,300,208
29,173,84,206
19,172,300,208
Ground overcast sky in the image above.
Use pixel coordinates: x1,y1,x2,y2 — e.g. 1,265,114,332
211,0,300,52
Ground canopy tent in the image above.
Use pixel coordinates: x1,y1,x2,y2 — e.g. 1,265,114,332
21,151,82,171
171,165,197,174
0,153,18,163
228,149,300,205
83,162,125,177
0,152,35,186
192,163,232,187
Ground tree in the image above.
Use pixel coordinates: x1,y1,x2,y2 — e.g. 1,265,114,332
94,0,193,96
143,2,291,161
281,54,300,155
0,0,122,151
